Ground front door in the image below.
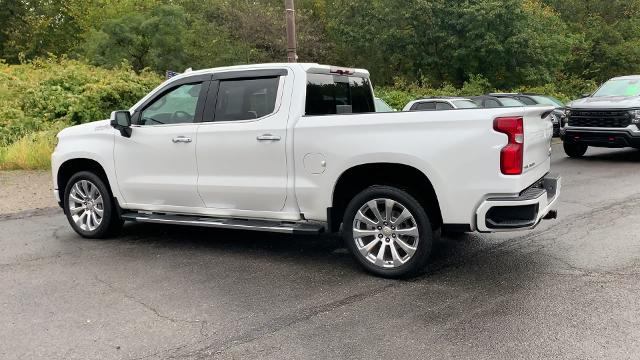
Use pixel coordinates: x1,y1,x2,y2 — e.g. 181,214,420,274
114,80,208,209
196,73,290,212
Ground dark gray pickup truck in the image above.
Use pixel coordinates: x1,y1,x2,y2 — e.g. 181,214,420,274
562,75,640,157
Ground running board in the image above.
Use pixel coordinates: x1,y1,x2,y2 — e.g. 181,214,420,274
121,212,324,235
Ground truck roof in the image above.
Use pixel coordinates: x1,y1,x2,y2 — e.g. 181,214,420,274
167,63,370,83
419,96,469,100
610,75,640,81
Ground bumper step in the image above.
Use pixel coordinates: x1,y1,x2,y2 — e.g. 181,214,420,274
121,212,324,235
475,174,561,232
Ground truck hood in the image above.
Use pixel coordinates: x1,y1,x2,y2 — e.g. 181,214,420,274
568,96,640,109
57,120,111,138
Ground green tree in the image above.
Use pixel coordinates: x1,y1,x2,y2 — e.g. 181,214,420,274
544,0,640,82
82,5,188,73
67,0,163,33
179,0,332,68
327,0,573,87
0,0,81,63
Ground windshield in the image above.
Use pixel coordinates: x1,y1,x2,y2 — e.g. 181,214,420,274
452,100,478,109
593,79,640,97
530,95,564,107
501,98,525,106
374,98,395,112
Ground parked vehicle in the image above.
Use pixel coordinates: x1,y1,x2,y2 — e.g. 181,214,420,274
374,97,395,112
52,63,560,278
561,75,640,157
403,97,479,111
489,93,564,136
470,95,526,108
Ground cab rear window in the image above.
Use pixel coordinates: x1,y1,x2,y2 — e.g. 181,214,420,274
305,73,375,116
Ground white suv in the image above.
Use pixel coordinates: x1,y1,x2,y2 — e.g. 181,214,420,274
403,97,479,111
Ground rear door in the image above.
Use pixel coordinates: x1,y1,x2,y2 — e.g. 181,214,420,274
196,69,291,212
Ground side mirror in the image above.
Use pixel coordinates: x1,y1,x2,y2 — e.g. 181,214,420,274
110,110,132,137
581,93,592,98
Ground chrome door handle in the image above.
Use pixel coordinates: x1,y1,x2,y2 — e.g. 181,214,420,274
256,134,281,142
172,136,192,143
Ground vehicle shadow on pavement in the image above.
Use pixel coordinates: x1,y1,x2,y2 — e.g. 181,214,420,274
92,221,546,284
111,221,362,272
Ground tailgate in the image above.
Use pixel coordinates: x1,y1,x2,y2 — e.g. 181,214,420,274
522,106,554,174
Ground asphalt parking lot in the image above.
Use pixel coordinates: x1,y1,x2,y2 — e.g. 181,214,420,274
2,143,640,360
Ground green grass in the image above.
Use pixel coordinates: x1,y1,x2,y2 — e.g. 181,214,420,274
0,147,7,168
0,130,57,170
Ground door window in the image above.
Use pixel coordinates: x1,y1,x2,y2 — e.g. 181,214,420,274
435,102,453,110
215,77,280,121
411,102,436,111
484,99,500,108
499,98,526,107
516,96,537,105
139,83,203,125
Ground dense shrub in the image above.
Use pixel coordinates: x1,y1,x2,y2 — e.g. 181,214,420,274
0,58,162,169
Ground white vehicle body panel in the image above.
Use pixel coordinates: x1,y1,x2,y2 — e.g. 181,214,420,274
294,107,552,224
51,120,121,203
113,123,202,208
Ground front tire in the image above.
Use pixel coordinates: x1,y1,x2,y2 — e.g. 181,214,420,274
342,186,433,278
63,171,123,239
563,142,588,158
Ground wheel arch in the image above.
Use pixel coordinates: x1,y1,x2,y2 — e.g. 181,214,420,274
329,162,443,233
56,158,113,206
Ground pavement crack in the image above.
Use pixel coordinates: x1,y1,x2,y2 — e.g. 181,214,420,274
93,276,209,332
0,251,77,269
177,281,399,359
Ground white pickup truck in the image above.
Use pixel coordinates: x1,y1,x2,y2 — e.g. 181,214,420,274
52,63,560,278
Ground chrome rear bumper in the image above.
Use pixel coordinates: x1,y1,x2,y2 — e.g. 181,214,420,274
475,174,561,232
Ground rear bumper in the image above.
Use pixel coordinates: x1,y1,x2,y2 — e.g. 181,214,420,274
475,174,561,232
562,128,640,148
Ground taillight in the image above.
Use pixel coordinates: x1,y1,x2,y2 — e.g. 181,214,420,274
494,116,524,175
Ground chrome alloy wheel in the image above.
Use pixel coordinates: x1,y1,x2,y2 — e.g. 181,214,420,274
352,198,420,268
68,180,104,232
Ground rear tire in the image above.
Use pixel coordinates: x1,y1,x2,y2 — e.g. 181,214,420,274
563,142,588,158
63,171,123,239
342,185,433,279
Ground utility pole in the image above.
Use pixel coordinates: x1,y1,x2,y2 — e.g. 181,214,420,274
285,0,298,62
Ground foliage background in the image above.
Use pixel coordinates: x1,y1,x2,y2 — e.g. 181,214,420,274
1,0,638,168
0,59,161,169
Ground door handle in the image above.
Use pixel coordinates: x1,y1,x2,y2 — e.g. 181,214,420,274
256,134,281,142
172,136,192,143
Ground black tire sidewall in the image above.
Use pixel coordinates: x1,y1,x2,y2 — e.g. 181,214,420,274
563,142,587,157
342,185,433,279
63,171,116,239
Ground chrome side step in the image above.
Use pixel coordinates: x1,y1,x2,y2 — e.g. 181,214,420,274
121,212,324,235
